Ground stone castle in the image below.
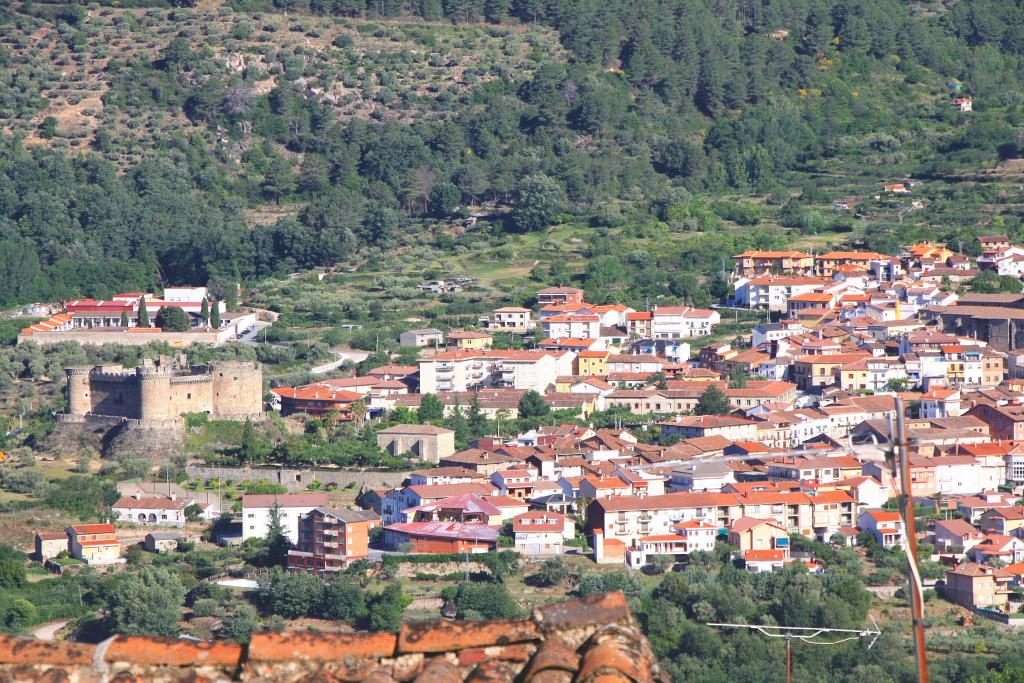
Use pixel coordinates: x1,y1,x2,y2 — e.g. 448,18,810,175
63,355,264,426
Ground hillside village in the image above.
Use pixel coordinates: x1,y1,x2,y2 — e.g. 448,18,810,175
23,233,1024,626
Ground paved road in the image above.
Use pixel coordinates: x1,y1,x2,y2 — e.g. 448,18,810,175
237,321,272,346
32,621,68,641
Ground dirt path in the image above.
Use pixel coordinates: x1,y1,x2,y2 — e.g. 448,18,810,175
32,621,68,641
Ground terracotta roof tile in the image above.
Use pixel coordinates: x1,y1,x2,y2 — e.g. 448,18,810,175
399,619,538,653
576,625,654,683
521,637,580,681
248,631,397,661
0,592,666,683
0,636,93,666
415,658,464,683
104,636,242,666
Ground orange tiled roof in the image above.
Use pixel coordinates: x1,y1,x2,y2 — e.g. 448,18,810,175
0,592,667,682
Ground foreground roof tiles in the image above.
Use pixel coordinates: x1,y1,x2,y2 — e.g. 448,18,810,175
0,592,666,682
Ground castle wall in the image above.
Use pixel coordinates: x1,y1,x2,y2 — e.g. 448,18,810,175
64,361,263,425
210,361,263,419
88,374,143,420
167,376,215,416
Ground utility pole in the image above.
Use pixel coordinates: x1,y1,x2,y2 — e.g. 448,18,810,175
890,396,930,683
707,621,881,682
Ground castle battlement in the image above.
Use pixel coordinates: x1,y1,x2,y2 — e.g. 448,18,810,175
64,359,263,425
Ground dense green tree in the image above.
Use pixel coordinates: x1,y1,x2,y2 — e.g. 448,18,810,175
0,558,26,589
258,569,325,618
263,503,292,567
517,390,550,418
210,300,222,329
448,581,519,619
321,576,368,623
418,394,445,424
694,384,732,415
154,306,191,332
512,174,565,232
5,599,36,629
367,583,409,632
107,567,186,637
137,296,150,328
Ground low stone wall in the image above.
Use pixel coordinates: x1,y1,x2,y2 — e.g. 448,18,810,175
185,465,409,490
18,327,236,347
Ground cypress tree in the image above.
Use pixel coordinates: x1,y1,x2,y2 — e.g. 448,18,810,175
120,310,129,328
210,299,221,329
200,297,209,326
137,296,150,328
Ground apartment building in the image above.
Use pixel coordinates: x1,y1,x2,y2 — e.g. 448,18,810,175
241,493,329,545
418,349,573,394
732,250,814,278
287,507,379,573
734,276,824,312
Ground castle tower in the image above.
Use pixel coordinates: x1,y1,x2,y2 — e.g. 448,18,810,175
210,361,263,419
137,365,173,421
65,367,92,416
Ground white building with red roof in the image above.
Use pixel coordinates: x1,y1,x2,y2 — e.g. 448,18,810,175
112,495,188,527
651,305,721,339
734,275,825,312
857,509,904,548
512,511,574,555
241,493,330,545
627,519,718,568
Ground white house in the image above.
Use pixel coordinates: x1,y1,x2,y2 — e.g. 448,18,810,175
651,306,720,339
112,495,188,528
734,276,824,312
857,509,904,549
512,511,574,555
540,314,601,340
933,518,984,556
668,461,736,493
628,520,718,569
241,493,329,544
920,388,962,419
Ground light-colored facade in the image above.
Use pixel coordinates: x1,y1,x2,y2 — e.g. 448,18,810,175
241,493,329,545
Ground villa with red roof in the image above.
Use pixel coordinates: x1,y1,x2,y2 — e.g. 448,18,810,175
67,523,121,565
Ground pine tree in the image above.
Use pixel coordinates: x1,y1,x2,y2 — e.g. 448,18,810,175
200,298,209,327
210,299,221,329
418,394,445,424
695,384,732,415
239,418,258,464
265,504,292,566
137,296,150,328
467,396,488,439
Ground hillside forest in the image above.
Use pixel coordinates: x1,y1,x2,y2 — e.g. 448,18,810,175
1,0,1024,308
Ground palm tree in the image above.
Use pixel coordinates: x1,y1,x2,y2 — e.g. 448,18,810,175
350,399,368,427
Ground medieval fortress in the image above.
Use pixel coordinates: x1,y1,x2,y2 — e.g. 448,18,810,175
63,355,264,427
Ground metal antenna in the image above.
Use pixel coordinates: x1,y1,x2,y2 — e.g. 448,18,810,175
707,619,882,683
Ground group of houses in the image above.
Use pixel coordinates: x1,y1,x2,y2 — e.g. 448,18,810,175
18,286,259,347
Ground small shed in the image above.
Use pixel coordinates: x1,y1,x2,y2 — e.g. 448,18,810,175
144,531,181,553
399,328,444,348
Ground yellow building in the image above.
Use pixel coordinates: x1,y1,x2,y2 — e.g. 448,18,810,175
906,243,954,262
447,331,494,350
728,517,790,556
575,350,609,377
67,523,121,565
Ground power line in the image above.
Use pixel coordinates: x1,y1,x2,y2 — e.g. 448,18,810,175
707,620,881,683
